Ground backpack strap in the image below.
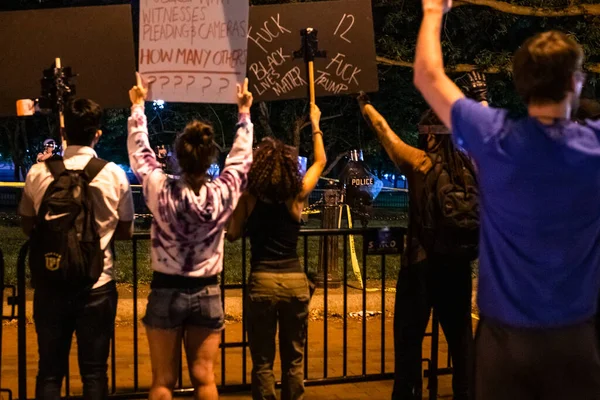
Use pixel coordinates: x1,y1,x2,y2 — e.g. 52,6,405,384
83,158,109,182
45,155,66,180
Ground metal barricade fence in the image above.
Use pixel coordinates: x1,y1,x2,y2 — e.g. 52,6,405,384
1,247,15,400
8,228,450,399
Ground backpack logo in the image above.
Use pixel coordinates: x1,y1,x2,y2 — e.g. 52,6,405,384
44,253,61,271
44,212,69,221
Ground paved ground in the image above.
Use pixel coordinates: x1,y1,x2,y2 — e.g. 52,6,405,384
0,283,468,399
1,316,454,399
216,381,401,399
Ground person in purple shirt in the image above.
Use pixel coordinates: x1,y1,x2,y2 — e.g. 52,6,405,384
128,73,254,400
414,0,600,398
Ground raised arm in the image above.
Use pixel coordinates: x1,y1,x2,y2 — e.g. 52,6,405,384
209,79,254,221
127,73,164,199
357,93,431,175
413,0,464,128
298,103,327,200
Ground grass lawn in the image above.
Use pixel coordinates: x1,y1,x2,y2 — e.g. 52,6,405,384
0,215,407,286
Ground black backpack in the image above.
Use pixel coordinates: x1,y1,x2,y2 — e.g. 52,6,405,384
29,155,108,289
418,147,479,261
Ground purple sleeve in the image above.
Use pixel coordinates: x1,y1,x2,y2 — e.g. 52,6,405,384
127,104,166,205
209,113,253,221
451,98,505,158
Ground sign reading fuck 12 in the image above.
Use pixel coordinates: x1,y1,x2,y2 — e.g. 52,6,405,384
139,0,249,104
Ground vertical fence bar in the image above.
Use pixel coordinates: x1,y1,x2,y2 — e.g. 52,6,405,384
303,235,309,380
241,237,247,384
65,362,70,397
178,351,183,389
0,249,3,394
362,240,367,376
133,238,139,392
221,266,226,386
381,254,386,374
111,330,116,394
323,233,328,379
342,234,348,377
17,243,28,400
429,312,439,399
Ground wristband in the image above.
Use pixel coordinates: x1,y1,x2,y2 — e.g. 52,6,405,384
312,130,323,136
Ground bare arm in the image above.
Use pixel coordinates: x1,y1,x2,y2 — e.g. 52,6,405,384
413,0,464,128
298,104,327,201
226,192,250,242
358,95,431,175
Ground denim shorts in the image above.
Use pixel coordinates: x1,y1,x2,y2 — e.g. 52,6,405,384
142,284,224,331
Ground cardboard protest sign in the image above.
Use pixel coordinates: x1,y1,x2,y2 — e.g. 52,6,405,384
0,5,135,117
139,0,249,104
247,0,378,102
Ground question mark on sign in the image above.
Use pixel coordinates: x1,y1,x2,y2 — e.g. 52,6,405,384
219,78,230,93
160,76,170,90
174,76,183,89
186,76,196,92
146,75,156,99
202,77,212,93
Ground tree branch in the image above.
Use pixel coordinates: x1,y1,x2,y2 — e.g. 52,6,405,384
299,113,344,132
453,0,600,17
258,102,275,137
376,56,600,74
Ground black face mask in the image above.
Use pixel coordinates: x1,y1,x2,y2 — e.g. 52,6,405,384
418,133,451,154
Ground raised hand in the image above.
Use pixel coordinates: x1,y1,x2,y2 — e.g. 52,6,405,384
356,91,371,107
464,70,488,103
129,72,152,106
310,103,321,131
236,78,253,114
422,0,452,14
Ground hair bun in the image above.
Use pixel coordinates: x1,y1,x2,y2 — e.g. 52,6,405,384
176,120,216,177
183,121,213,147
201,126,213,146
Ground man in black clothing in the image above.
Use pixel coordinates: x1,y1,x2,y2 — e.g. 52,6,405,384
357,72,485,400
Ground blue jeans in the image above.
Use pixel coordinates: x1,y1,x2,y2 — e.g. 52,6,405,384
142,284,224,331
247,271,311,400
34,281,117,400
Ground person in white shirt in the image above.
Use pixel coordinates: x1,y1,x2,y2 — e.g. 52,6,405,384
19,98,134,400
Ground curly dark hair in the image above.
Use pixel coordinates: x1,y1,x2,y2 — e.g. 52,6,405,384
175,120,216,178
248,137,303,203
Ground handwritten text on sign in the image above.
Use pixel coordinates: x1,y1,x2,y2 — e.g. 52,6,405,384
139,0,249,103
247,0,378,102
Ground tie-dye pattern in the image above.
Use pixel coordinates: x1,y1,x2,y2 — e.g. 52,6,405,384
127,104,253,277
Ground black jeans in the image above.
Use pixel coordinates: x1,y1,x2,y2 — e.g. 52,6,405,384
392,258,473,400
247,272,311,400
475,317,600,400
34,281,118,400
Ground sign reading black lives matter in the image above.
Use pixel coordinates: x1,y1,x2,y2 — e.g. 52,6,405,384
247,0,378,102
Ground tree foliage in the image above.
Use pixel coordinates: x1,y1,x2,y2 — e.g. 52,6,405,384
1,0,599,177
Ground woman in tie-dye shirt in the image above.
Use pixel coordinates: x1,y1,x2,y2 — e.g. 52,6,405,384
127,73,253,400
